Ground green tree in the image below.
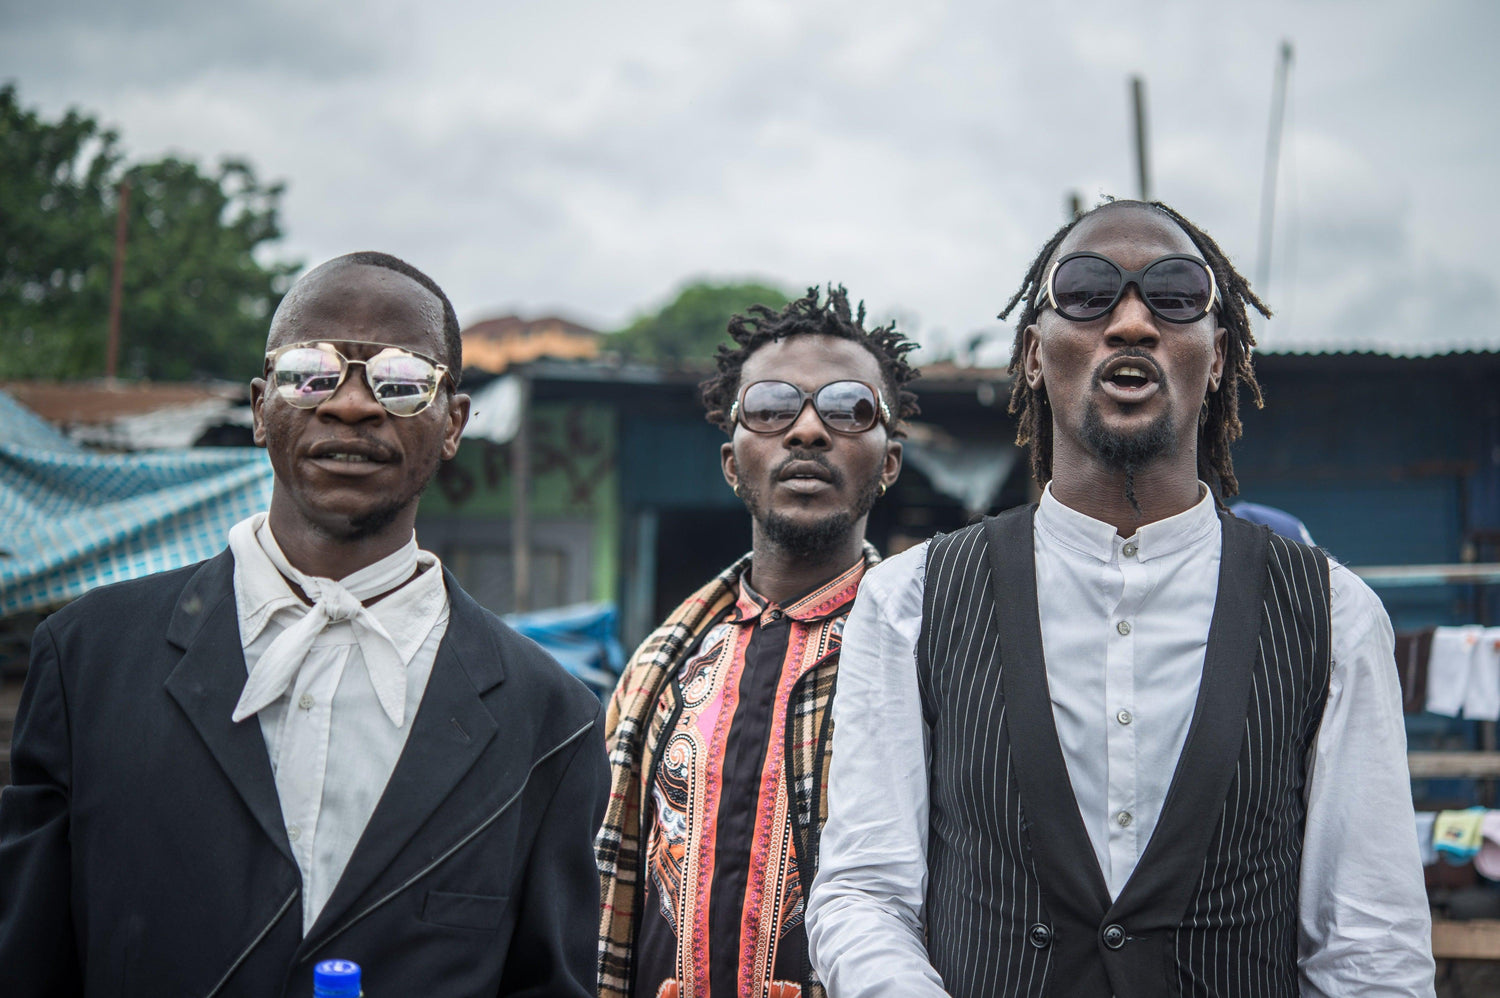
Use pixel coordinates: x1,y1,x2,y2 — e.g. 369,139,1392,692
0,84,299,381
610,280,791,365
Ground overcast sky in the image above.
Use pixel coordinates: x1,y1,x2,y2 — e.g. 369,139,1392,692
3,0,1496,359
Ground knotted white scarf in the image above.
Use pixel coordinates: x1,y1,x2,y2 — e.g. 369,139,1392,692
229,515,418,728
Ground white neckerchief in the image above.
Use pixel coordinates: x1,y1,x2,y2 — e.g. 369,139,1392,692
228,514,423,727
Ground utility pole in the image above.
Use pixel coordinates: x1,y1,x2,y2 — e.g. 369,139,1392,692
1256,41,1294,293
106,178,131,382
1130,76,1151,202
510,371,533,614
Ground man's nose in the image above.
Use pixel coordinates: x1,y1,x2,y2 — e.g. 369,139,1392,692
318,363,385,420
782,399,831,448
1104,284,1159,348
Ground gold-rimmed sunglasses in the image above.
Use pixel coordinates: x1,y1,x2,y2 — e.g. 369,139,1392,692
265,340,454,417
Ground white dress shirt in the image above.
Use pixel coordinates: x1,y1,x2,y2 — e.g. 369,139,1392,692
227,513,450,933
806,487,1435,997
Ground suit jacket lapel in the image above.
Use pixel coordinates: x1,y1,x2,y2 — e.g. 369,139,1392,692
984,508,1113,925
1108,513,1268,929
303,573,510,947
162,550,294,865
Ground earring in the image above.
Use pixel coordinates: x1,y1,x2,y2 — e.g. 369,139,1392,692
733,483,743,497
878,482,888,498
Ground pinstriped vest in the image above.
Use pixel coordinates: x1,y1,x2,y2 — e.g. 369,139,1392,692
917,506,1331,998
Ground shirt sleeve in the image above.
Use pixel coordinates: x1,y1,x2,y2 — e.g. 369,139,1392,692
806,542,950,997
1297,563,1436,996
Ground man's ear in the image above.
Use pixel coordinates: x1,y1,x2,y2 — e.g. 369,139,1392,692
720,440,738,492
881,439,903,489
1022,324,1045,392
1209,325,1228,392
250,377,269,447
441,391,471,461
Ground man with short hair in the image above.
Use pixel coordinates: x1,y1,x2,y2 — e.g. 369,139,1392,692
597,287,918,998
807,201,1434,997
0,253,608,996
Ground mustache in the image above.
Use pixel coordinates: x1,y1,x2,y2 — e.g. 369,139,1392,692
306,431,400,462
773,451,845,489
1090,348,1165,390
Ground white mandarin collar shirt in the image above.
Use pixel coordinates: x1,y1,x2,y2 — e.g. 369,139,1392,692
1034,483,1222,896
805,489,1435,998
227,513,450,933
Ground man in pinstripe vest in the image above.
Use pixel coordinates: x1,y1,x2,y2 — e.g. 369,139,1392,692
806,201,1434,997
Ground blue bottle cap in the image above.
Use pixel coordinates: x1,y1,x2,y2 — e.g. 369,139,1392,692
313,959,361,997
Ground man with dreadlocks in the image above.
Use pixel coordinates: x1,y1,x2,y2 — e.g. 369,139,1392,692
596,286,919,998
806,200,1433,997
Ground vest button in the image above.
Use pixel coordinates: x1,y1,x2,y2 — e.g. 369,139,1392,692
1028,923,1052,948
1102,923,1126,949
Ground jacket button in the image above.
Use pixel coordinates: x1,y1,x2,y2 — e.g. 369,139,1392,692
1028,923,1052,948
1102,923,1126,949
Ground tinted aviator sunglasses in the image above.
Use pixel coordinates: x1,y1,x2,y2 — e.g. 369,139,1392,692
265,340,454,417
730,379,892,435
1038,252,1219,324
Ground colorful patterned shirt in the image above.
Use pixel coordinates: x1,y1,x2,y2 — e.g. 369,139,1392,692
632,560,865,998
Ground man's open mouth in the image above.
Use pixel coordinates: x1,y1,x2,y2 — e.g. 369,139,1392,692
1097,355,1163,399
1107,364,1153,390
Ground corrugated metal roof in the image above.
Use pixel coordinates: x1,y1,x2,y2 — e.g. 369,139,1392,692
0,381,243,426
1255,337,1500,358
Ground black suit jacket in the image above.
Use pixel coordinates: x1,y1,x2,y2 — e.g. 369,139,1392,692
0,549,608,997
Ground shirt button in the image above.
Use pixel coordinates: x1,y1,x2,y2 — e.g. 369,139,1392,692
1122,541,1138,557
298,693,315,710
1116,709,1133,725
1116,620,1132,636
287,825,301,842
1116,810,1133,827
768,609,783,621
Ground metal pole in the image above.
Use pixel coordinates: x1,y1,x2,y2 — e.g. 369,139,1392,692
1256,41,1294,293
1130,77,1150,202
106,178,131,381
511,372,533,613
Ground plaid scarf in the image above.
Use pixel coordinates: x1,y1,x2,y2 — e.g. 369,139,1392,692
596,544,880,998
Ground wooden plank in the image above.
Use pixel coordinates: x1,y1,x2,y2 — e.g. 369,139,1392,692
1432,919,1500,960
1408,752,1500,779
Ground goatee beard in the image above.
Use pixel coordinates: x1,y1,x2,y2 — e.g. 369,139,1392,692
1080,396,1174,515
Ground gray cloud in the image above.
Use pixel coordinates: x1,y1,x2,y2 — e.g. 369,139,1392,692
3,0,1496,356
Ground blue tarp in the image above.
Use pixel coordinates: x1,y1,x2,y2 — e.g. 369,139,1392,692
504,601,625,697
0,389,274,616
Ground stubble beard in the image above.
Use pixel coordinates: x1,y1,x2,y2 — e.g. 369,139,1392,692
741,462,885,560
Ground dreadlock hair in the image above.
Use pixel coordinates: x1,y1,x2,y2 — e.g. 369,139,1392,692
700,284,921,436
997,199,1269,502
